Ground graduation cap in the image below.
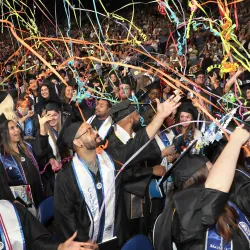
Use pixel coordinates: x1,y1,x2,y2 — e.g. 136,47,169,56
194,70,206,78
159,140,208,189
240,83,250,94
59,120,83,150
46,101,62,113
47,74,60,82
59,69,66,75
188,65,201,78
0,113,7,124
171,152,209,189
0,90,8,103
130,68,143,80
120,75,135,88
145,80,161,92
135,88,148,101
177,102,198,120
135,79,161,101
109,100,136,123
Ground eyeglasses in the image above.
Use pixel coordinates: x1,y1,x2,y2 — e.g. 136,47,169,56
75,126,97,139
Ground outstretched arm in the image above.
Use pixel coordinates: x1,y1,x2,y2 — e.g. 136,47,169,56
224,67,245,94
146,95,181,139
205,126,250,192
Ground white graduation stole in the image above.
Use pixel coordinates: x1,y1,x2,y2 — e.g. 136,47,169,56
0,200,26,250
87,115,112,140
72,152,116,242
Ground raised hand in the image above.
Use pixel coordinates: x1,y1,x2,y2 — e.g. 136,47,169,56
38,113,53,126
236,66,245,77
230,125,250,146
26,110,34,118
38,114,53,136
155,95,181,119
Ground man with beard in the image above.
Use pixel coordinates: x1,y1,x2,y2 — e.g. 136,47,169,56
86,99,112,141
54,95,181,249
106,99,175,237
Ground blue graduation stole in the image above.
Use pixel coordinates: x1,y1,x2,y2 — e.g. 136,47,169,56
0,200,26,250
159,132,170,147
206,202,250,250
149,132,171,199
24,118,33,137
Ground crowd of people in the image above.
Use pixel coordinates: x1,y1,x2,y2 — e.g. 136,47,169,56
1,1,250,250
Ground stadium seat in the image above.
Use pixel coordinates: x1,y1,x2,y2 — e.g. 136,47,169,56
121,234,153,250
37,196,54,225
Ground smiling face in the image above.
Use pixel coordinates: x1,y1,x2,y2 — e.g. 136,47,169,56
163,85,171,94
47,110,60,128
75,123,102,150
179,112,193,127
8,121,21,143
41,86,49,99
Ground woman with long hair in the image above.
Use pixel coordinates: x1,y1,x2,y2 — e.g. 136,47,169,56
174,102,202,148
154,127,250,250
0,110,53,209
45,102,63,161
34,81,58,115
61,85,73,104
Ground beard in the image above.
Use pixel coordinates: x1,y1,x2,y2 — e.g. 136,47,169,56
83,134,102,150
132,120,142,133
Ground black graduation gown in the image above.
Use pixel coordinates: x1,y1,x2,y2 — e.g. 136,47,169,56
106,129,162,236
0,135,49,207
91,116,105,130
153,185,249,250
229,169,250,221
12,203,59,250
54,128,160,249
72,100,95,121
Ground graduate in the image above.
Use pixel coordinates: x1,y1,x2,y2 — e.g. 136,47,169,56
106,99,172,236
154,126,250,250
173,102,202,148
54,95,181,249
0,92,57,208
0,199,96,250
86,99,113,141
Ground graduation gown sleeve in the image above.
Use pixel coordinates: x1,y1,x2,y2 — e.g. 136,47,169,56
16,204,60,250
153,196,175,250
229,169,250,221
0,161,15,201
122,165,153,197
107,127,162,167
